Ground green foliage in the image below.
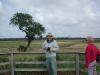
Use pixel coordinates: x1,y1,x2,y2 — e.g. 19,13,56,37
10,12,45,39
17,45,27,52
56,54,75,61
0,56,10,71
0,64,10,70
35,55,46,61
94,39,100,43
0,56,9,62
10,12,45,51
15,64,46,69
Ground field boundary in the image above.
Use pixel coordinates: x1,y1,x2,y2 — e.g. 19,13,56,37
0,52,100,75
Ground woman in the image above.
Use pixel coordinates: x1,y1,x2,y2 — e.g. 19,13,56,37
42,33,59,75
85,36,100,75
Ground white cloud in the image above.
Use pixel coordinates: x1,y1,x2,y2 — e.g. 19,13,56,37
0,1,5,17
0,0,100,38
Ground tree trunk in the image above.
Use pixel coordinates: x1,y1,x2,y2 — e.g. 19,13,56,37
25,39,32,50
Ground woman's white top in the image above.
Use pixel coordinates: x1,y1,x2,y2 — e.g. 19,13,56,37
42,40,59,58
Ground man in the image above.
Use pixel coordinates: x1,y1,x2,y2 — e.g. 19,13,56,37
42,33,59,75
85,36,100,75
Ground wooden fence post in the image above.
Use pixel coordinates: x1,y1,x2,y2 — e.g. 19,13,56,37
75,53,80,75
11,52,14,75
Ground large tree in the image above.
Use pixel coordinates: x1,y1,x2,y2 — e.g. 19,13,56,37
10,12,45,51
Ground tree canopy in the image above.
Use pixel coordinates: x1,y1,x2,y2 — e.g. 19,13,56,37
10,12,45,51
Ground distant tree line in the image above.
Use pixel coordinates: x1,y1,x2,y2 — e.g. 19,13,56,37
0,37,100,41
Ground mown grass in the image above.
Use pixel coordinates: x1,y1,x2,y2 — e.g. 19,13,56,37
0,39,100,52
0,39,83,52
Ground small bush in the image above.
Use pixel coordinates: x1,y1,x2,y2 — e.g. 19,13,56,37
0,56,9,62
17,45,27,52
35,55,46,61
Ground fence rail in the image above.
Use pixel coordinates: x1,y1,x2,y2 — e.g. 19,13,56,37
0,52,100,75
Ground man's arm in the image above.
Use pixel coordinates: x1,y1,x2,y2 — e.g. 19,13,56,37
51,41,59,52
42,41,47,50
97,48,100,55
85,46,90,68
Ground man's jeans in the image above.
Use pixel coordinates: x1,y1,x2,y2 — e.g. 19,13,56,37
46,56,57,75
88,60,97,75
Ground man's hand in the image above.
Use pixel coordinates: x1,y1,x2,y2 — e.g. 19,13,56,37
47,47,51,52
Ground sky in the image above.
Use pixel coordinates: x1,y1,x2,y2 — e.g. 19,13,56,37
0,0,100,38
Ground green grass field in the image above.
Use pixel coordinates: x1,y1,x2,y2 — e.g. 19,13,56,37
0,39,100,75
0,39,100,52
